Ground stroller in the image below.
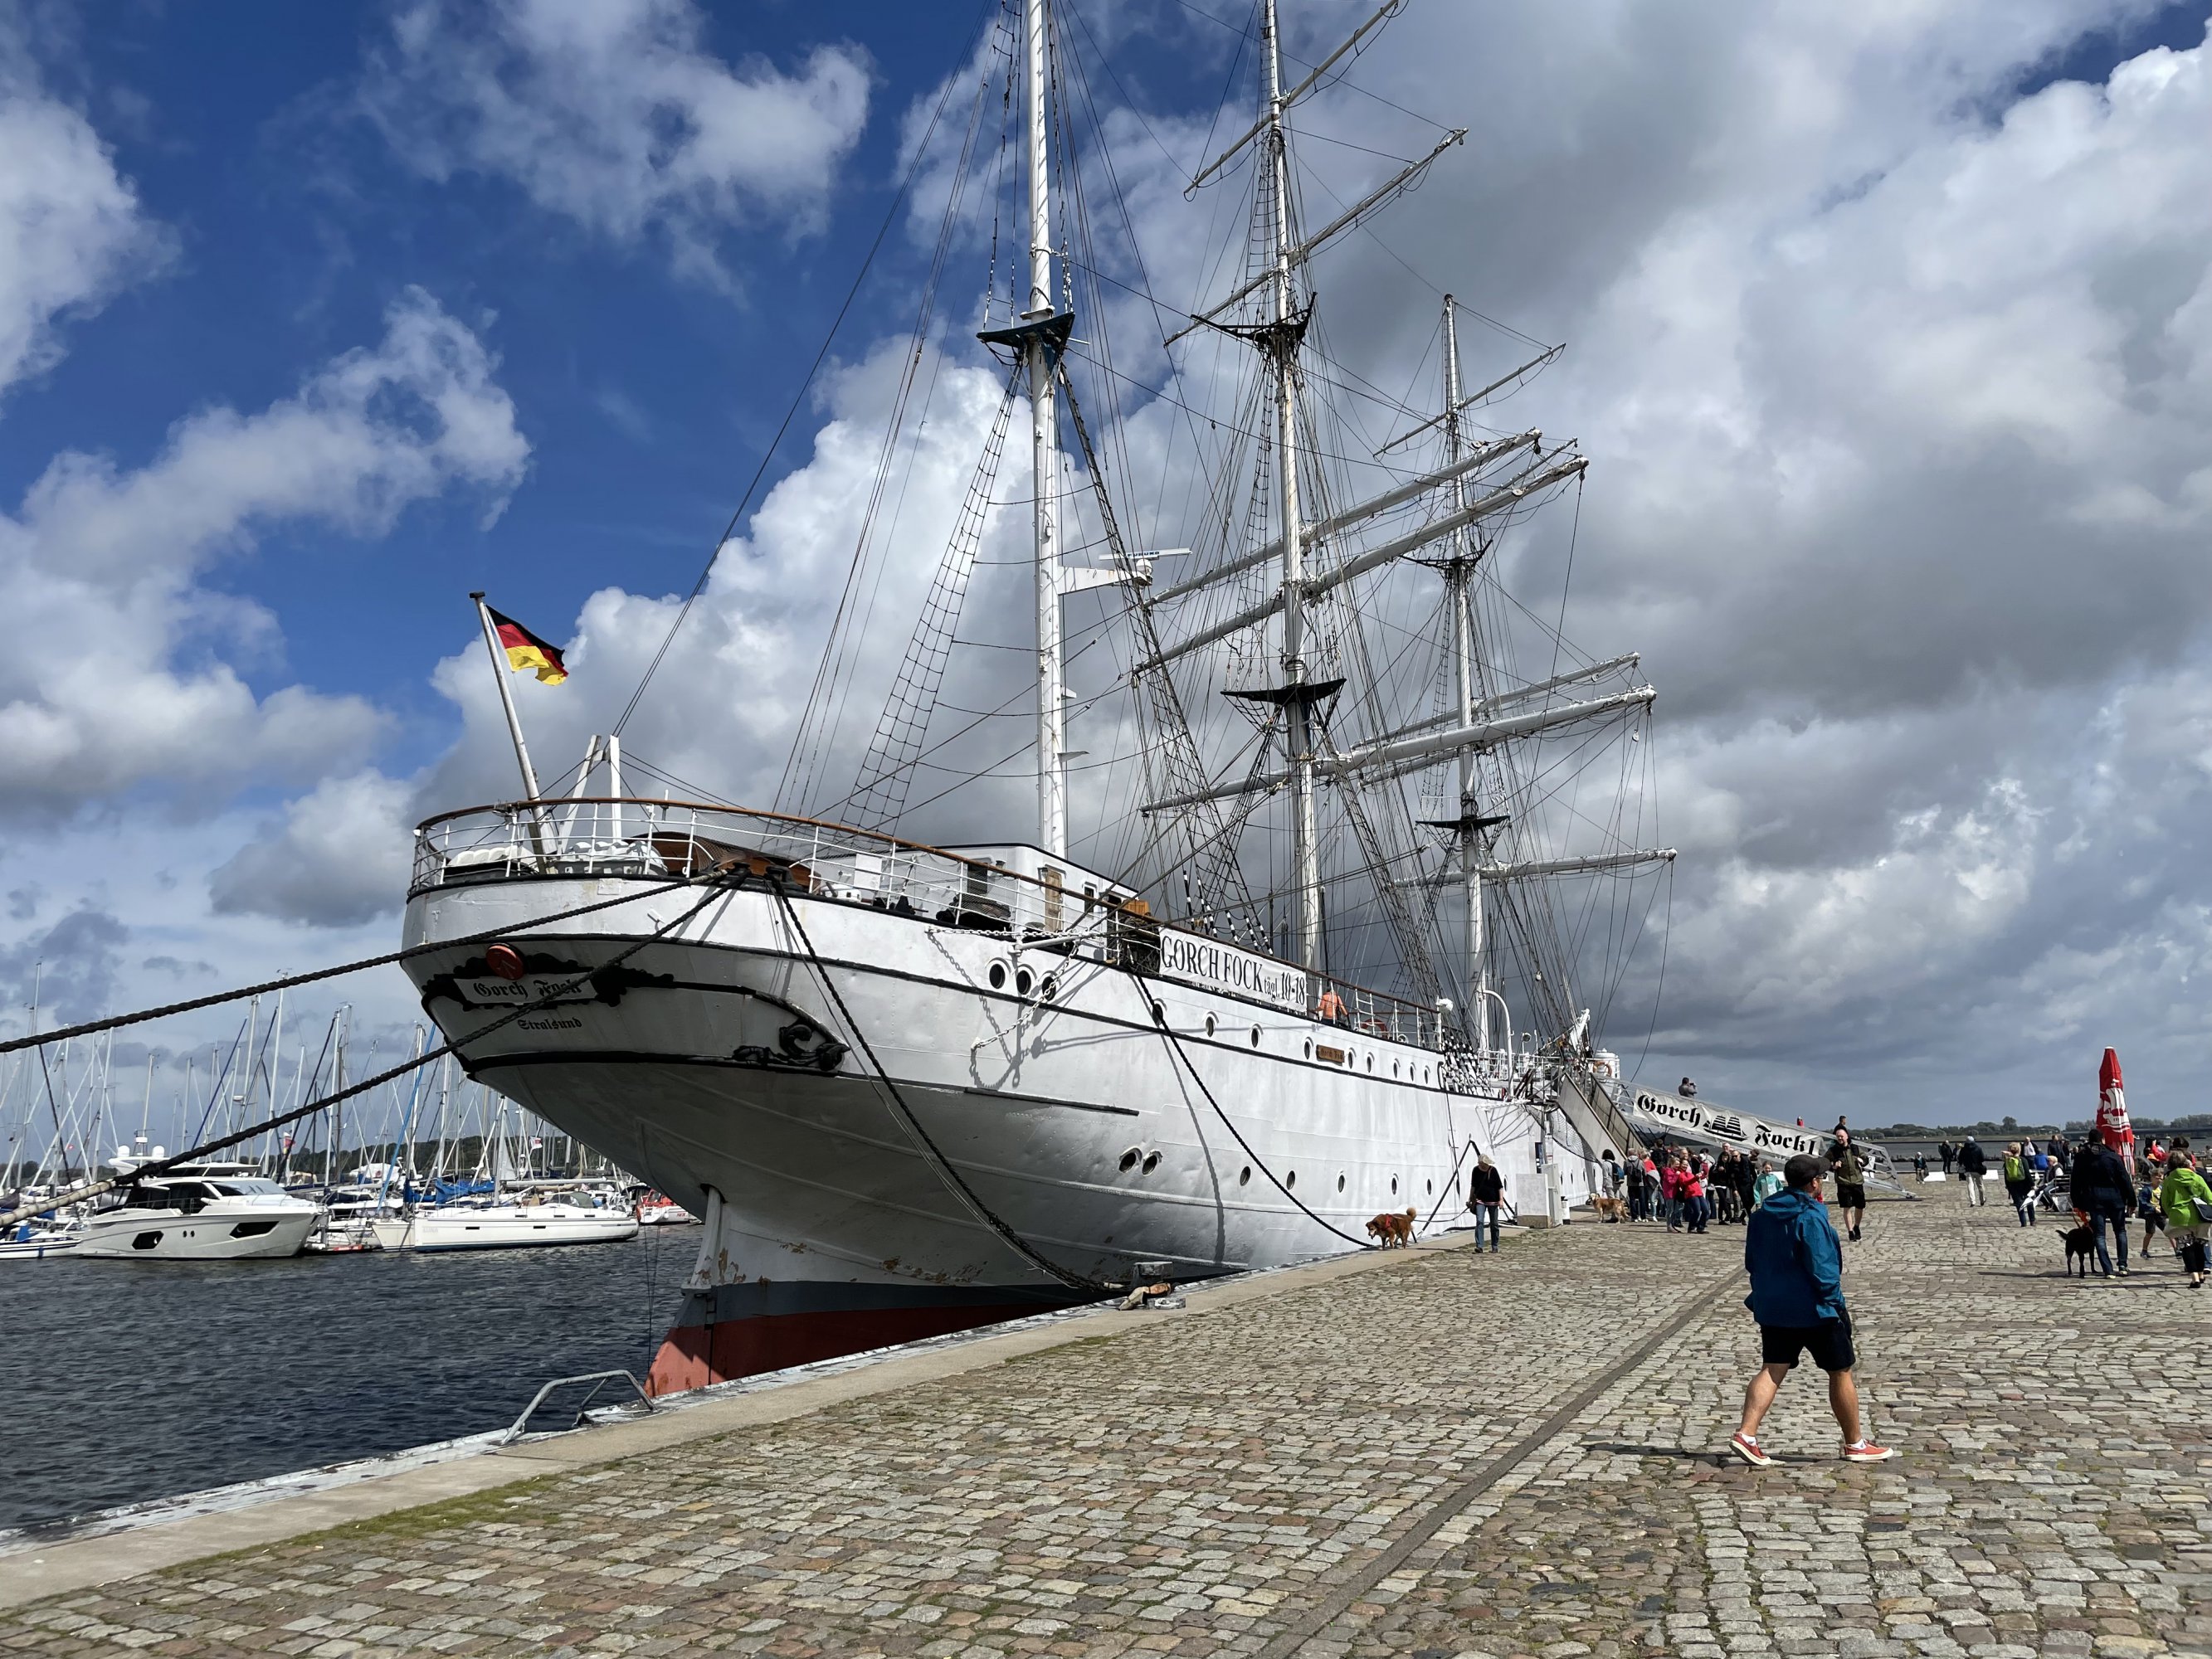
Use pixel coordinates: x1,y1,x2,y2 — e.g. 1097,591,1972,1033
2031,1170,2073,1217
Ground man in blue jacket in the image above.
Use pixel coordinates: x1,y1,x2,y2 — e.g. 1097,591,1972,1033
1728,1154,1895,1465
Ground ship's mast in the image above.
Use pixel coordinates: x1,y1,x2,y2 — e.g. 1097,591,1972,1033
1440,299,1489,1052
1263,0,1322,971
1026,0,1067,858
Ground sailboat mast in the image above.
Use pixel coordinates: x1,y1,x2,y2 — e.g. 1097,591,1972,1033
1026,0,1067,857
1263,0,1321,972
1440,298,1488,1052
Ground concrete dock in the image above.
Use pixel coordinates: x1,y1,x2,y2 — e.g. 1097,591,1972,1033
3,1196,2208,1657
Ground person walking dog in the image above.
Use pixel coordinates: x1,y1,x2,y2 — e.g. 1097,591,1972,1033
2072,1133,2136,1277
1467,1155,1505,1254
1728,1154,1894,1467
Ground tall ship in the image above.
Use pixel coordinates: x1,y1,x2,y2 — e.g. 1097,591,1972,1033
401,0,1673,1390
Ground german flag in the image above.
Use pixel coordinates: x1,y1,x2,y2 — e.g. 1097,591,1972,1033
488,606,568,684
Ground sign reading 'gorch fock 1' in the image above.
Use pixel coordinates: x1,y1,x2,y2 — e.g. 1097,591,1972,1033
1630,1089,1831,1157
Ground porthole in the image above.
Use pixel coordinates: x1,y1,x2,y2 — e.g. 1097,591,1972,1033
1239,1166,1252,1186
1286,1170,1297,1189
1365,1053,1375,1073
1303,1039,1313,1059
1151,1000,1166,1025
1040,973,1058,1001
1250,1027,1262,1048
1016,966,1035,997
1423,1067,1431,1084
987,962,1008,990
1118,1147,1140,1172
1391,1176,1399,1195
1336,1173,1346,1193
1425,1179,1433,1195
1204,1013,1216,1038
1392,1059,1401,1078
1142,1151,1161,1175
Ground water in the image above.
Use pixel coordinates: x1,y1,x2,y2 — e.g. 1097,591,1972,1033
0,1231,694,1532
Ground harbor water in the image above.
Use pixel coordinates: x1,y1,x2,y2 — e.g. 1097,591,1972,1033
0,1233,693,1533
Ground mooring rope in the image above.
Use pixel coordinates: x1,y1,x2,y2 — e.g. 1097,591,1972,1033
1147,1011,1378,1251
0,880,733,1231
765,882,1116,1297
0,873,709,1060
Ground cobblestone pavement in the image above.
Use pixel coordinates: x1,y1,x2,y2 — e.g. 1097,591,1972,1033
5,1194,2209,1657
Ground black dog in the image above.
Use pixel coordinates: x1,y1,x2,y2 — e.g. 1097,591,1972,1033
2061,1224,2096,1277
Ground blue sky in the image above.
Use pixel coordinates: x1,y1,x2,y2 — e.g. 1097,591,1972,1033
2,0,2210,1146
7,3,972,754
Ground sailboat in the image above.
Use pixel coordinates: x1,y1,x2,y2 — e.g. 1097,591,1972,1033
400,0,1670,1389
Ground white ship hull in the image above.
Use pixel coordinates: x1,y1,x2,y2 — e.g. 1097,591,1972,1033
402,854,1594,1386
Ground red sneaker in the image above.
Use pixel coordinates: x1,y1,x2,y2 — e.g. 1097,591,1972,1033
1727,1431,1772,1467
1842,1439,1895,1462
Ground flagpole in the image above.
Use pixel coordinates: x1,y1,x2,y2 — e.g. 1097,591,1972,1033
471,591,543,800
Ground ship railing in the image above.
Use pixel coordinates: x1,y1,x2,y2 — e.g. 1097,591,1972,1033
413,800,1450,1053
415,800,1129,942
1314,980,1447,1052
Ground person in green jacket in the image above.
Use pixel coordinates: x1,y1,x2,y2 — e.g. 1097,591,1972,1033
2156,1141,2212,1289
1752,1158,1786,1209
1826,1128,1869,1242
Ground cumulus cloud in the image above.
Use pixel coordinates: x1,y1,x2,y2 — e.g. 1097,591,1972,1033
416,343,1015,821
1257,4,2212,1119
210,771,417,927
0,27,171,401
0,287,529,813
363,0,870,277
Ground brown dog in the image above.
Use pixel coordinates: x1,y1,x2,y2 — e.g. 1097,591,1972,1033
1591,1194,1628,1224
1366,1207,1417,1248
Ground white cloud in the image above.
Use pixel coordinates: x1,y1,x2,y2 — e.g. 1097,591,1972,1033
209,771,417,928
363,0,870,278
416,343,1014,823
0,31,171,401
0,287,529,812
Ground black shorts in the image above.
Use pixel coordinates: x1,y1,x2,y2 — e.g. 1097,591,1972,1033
1834,1182,1867,1209
1760,1316,1855,1373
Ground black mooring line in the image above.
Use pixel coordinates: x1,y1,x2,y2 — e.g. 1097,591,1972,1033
1254,1259,1741,1659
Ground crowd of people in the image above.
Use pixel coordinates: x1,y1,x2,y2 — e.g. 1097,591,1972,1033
1601,1142,1790,1231
1589,1117,2212,1292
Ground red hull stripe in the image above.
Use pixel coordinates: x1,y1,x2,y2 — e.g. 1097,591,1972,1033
646,1301,1045,1396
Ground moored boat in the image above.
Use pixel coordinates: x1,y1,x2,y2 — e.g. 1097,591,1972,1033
368,1199,639,1253
71,1161,318,1261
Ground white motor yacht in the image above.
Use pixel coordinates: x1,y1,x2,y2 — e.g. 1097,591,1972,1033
73,1159,319,1260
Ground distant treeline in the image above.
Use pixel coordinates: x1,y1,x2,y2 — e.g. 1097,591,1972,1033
1859,1115,2212,1140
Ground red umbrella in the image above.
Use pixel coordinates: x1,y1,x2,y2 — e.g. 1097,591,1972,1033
2097,1047,2135,1173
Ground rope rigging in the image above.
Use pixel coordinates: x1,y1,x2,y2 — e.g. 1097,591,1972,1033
764,880,1116,1298
0,878,735,1232
0,873,708,1062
